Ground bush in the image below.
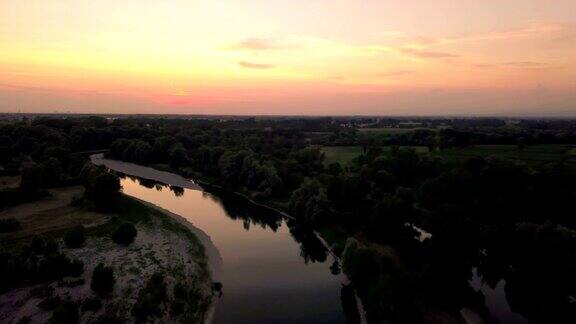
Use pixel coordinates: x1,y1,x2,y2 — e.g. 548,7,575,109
31,236,58,255
81,297,102,312
48,299,79,324
131,273,167,322
112,223,137,246
0,218,20,232
64,225,86,248
93,312,125,324
39,253,84,279
91,263,115,297
15,317,31,324
170,300,185,316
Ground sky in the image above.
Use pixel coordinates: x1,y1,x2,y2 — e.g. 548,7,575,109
0,0,575,116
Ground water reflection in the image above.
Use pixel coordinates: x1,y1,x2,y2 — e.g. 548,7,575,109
470,268,528,324
114,172,351,324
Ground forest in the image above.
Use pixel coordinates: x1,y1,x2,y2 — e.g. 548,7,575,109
1,114,575,323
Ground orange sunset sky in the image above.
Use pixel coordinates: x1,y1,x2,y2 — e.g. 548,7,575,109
1,0,575,116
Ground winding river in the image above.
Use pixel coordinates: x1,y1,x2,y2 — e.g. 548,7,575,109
92,155,354,323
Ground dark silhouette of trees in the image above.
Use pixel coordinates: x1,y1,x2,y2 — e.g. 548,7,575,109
64,225,86,248
81,164,121,212
91,263,115,297
112,223,137,245
131,273,167,322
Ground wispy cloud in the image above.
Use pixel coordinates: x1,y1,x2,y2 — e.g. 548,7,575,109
379,70,415,77
232,38,279,51
504,61,548,68
399,48,458,59
403,23,569,47
237,61,276,69
471,61,554,71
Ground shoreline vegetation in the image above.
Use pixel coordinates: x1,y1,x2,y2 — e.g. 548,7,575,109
0,175,215,323
92,153,368,323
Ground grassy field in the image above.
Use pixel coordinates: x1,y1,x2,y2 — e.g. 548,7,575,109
433,144,576,167
321,146,364,165
358,128,431,135
321,146,429,166
321,144,576,168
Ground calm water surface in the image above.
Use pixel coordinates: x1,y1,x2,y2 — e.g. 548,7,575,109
98,157,349,323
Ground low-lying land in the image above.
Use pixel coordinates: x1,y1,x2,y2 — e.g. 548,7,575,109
320,144,576,170
0,186,214,324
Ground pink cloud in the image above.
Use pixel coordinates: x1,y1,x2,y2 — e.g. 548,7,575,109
237,61,276,69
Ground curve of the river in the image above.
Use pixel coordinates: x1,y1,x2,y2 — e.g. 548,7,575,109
91,154,353,324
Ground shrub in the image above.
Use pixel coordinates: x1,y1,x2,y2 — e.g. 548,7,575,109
48,299,79,324
64,225,86,248
170,300,185,316
131,273,167,322
81,297,102,312
39,253,84,279
93,312,125,324
31,236,58,255
91,263,115,297
0,218,20,232
112,223,137,246
15,317,31,324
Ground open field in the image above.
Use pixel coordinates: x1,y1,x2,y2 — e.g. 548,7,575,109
433,144,576,167
321,146,364,165
321,146,429,166
0,187,109,242
321,144,576,169
358,128,432,135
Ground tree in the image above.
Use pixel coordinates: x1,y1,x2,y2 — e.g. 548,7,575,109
64,225,86,248
169,143,189,169
82,164,121,212
151,136,177,162
131,273,168,322
20,165,44,193
91,263,115,297
289,178,331,225
0,218,20,233
40,157,63,187
112,223,137,245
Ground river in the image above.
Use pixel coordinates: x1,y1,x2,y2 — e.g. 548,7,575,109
92,155,353,323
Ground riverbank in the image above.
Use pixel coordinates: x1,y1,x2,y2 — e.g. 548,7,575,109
91,153,367,323
0,186,215,323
